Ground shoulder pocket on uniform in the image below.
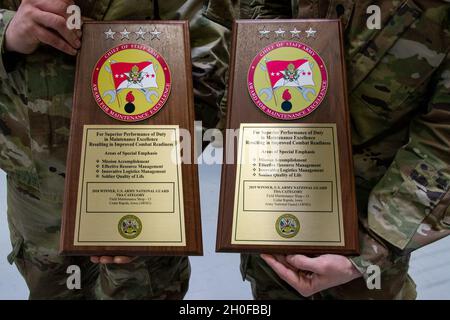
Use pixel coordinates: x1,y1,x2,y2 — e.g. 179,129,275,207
395,160,448,209
369,158,449,249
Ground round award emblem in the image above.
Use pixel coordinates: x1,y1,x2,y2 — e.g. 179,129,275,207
276,214,300,238
247,41,328,120
118,215,142,239
92,44,171,122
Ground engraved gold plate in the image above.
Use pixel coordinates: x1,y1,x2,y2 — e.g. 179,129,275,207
231,123,345,246
73,125,186,246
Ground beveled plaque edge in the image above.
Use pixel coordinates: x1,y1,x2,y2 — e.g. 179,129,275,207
216,19,359,256
60,20,203,256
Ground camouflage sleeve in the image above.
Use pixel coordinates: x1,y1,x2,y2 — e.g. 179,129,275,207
203,0,238,28
0,54,31,179
0,8,15,79
0,2,32,178
351,54,450,276
195,1,237,131
246,0,293,19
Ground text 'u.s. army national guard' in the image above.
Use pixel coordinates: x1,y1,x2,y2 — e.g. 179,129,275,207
233,0,450,299
0,0,229,299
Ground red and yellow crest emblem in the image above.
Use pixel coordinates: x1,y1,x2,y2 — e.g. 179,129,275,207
248,41,328,120
92,44,171,122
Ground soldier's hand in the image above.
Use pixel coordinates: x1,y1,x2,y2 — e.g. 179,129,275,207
90,256,137,264
261,253,362,297
4,0,81,56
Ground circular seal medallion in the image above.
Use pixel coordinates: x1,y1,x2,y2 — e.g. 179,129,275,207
92,44,171,122
276,214,300,238
247,40,328,120
118,215,142,239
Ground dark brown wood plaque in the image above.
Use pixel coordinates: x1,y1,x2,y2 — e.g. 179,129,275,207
216,20,359,255
60,21,202,256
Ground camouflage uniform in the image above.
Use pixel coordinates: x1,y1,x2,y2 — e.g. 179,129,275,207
231,0,450,299
0,0,229,299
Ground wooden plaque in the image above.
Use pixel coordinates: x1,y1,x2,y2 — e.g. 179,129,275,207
60,21,202,256
216,20,359,255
